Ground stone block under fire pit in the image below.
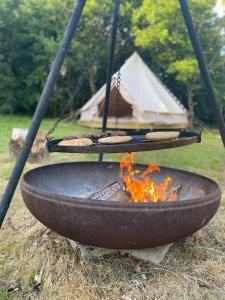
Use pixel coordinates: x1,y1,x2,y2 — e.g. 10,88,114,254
68,240,172,265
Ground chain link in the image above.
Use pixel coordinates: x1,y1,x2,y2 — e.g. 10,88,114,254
115,69,121,128
46,47,101,139
46,8,132,139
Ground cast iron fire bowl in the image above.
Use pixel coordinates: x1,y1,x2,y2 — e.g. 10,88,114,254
21,162,221,249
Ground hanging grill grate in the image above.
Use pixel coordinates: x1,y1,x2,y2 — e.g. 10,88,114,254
47,130,200,153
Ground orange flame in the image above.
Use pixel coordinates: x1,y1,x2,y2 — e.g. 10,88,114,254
120,153,176,203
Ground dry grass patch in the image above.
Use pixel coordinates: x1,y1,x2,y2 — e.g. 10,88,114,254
1,116,225,299
1,197,225,299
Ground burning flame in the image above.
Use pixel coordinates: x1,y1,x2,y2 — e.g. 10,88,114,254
120,153,176,203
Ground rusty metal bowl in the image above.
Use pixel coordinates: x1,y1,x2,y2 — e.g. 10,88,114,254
20,162,221,249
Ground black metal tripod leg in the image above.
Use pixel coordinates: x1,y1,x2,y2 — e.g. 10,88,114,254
0,0,86,227
179,0,225,147
99,0,120,162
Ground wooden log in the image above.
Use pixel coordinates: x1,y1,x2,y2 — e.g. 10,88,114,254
9,128,48,162
89,181,130,202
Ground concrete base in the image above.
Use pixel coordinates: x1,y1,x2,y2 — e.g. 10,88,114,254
68,240,172,265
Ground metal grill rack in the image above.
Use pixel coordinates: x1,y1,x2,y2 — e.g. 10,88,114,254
48,130,201,154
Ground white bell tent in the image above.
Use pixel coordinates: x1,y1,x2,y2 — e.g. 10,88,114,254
79,52,188,129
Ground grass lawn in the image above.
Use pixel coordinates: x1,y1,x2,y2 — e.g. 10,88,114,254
0,114,225,299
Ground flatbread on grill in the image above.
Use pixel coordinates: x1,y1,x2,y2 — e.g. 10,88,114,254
92,131,127,139
145,131,180,142
63,134,92,140
62,131,128,141
109,130,127,137
92,132,110,139
98,135,132,144
59,138,93,146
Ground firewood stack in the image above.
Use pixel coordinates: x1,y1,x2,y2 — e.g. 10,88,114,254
9,128,48,162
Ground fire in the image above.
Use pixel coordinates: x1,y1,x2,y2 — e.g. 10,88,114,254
120,153,176,203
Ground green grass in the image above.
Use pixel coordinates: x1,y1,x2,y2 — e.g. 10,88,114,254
0,113,224,197
0,114,224,182
0,114,94,151
0,114,225,300
0,291,13,300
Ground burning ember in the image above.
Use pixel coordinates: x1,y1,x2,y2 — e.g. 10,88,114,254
120,153,177,203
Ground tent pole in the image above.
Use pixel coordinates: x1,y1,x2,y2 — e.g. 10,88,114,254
99,0,120,162
179,0,225,147
0,0,86,227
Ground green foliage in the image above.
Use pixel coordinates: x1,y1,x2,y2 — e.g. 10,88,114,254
0,0,138,116
132,0,225,122
0,0,72,114
167,58,198,82
0,0,224,124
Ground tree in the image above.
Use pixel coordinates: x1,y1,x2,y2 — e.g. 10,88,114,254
2,0,223,125
0,0,139,116
132,0,225,126
0,0,75,115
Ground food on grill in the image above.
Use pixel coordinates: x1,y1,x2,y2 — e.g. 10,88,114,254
63,134,92,140
62,131,128,141
59,138,93,146
110,130,127,137
92,131,127,139
98,136,132,144
92,132,110,139
145,131,180,142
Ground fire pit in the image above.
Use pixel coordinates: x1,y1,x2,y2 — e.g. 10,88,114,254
21,161,221,249
1,0,224,260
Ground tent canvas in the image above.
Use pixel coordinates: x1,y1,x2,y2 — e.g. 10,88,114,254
79,52,188,129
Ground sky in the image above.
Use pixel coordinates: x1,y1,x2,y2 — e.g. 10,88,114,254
214,0,225,17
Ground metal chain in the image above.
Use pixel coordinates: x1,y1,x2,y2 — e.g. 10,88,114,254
46,47,101,138
115,69,121,128
47,5,125,138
